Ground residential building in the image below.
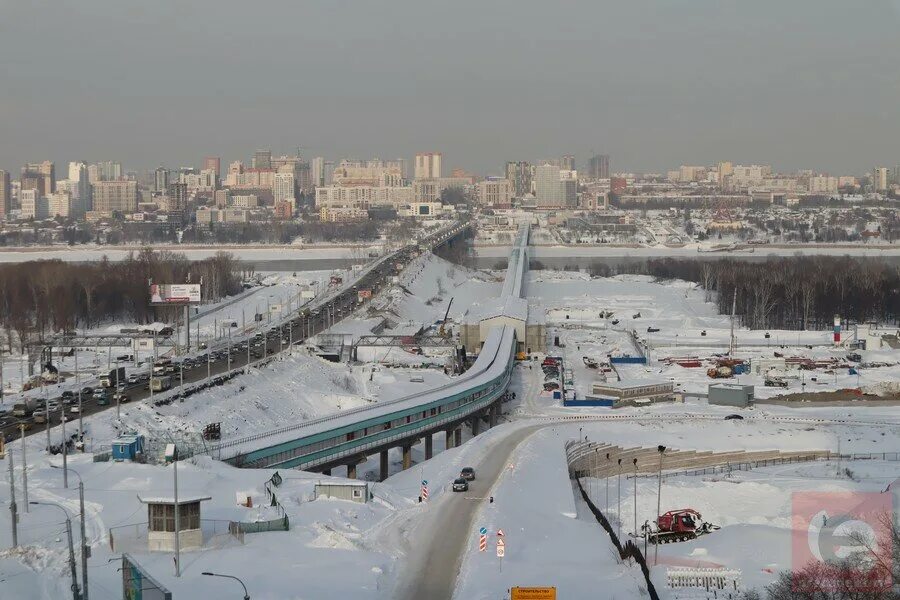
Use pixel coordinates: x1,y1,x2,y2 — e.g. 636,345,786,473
66,162,90,211
214,189,231,208
505,161,532,197
225,168,275,189
179,169,217,193
413,178,469,203
477,178,511,208
89,161,122,182
196,208,250,227
331,159,404,187
154,167,170,192
588,154,609,179
717,161,733,185
311,157,325,188
48,192,73,218
274,199,295,219
91,180,138,215
414,152,442,180
872,167,890,191
894,166,900,186
315,185,414,211
231,194,259,208
561,155,575,171
19,189,49,219
729,164,772,187
0,170,10,220
273,172,295,203
534,163,564,208
809,175,839,194
21,161,55,196
319,206,368,222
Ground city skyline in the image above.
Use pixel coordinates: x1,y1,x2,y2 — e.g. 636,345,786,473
3,1,900,175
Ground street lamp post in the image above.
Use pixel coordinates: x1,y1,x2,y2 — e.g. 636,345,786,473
202,571,250,599
52,465,89,600
655,445,666,566
605,452,610,513
617,458,622,541
31,501,80,600
633,458,638,539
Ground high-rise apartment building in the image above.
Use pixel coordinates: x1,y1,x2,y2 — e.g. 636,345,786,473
154,167,170,193
0,170,10,220
252,150,272,169
66,162,91,213
89,161,122,182
535,163,563,208
20,189,49,219
894,165,900,186
414,153,442,180
477,178,511,207
505,161,532,197
21,161,55,196
91,180,138,215
48,192,73,218
872,167,890,191
274,172,296,203
312,157,325,188
588,154,610,179
561,155,575,171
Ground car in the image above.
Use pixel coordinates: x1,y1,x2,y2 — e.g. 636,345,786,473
724,414,744,420
81,386,93,396
460,467,476,481
452,478,469,492
69,405,80,414
113,393,130,404
92,388,106,399
127,374,140,384
198,342,208,350
61,390,74,401
139,373,151,382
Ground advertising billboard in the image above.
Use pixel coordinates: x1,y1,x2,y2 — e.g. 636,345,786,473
149,284,201,305
122,554,172,600
301,290,316,299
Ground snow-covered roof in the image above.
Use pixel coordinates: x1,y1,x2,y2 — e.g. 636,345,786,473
137,495,212,505
593,378,671,390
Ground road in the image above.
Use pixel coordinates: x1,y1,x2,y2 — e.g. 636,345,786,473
1,221,471,445
395,424,544,600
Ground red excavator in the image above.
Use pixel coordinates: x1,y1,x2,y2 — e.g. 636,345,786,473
640,508,720,544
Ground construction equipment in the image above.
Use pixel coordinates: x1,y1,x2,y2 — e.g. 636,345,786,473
583,356,599,369
438,297,454,337
640,508,719,544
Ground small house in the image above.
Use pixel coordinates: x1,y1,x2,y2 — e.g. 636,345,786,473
138,495,211,552
111,434,145,461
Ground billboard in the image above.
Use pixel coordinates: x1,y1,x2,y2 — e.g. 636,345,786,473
122,554,172,600
301,290,316,299
149,284,201,305
133,338,155,352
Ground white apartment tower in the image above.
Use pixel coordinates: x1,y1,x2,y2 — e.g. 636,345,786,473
415,152,442,180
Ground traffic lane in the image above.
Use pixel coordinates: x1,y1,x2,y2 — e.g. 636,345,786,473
395,424,546,600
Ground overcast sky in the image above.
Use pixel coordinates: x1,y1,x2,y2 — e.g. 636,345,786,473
2,0,899,176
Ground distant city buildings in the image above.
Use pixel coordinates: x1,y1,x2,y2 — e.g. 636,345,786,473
534,163,575,208
588,154,609,179
91,180,138,215
0,170,10,220
415,152,442,180
505,162,532,197
252,150,272,169
872,167,890,191
477,178,511,208
21,161,55,196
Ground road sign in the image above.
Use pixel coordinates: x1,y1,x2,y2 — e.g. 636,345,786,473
479,535,487,552
496,542,505,558
510,587,557,600
422,480,428,486
479,527,487,535
496,538,505,547
421,481,428,501
497,528,505,537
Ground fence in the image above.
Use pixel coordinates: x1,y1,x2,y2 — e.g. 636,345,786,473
226,470,292,538
574,477,660,600
109,519,242,553
666,567,742,595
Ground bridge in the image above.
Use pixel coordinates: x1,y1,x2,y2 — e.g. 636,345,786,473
217,224,531,479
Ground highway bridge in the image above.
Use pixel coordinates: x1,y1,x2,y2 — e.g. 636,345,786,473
218,224,532,479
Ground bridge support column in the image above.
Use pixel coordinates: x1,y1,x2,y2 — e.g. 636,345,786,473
471,415,480,436
402,444,412,470
379,450,389,481
445,428,455,449
347,463,357,479
454,428,462,447
424,434,433,459
489,404,498,428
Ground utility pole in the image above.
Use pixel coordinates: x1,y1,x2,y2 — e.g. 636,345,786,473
33,501,79,600
173,446,181,577
7,450,17,547
76,349,82,442
605,452,610,513
20,424,29,511
633,458,638,539
61,401,69,488
44,395,51,452
729,288,737,355
617,458,622,541
51,465,88,600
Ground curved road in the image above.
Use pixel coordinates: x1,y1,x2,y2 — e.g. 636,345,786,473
394,423,545,600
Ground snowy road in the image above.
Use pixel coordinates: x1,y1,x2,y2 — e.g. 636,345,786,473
394,424,545,599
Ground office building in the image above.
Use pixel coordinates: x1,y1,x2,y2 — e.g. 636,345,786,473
315,185,413,211
154,167,170,193
477,178,511,208
331,159,404,187
0,170,10,220
204,156,221,178
588,154,610,179
505,161,532,197
273,172,296,203
91,180,138,215
535,163,564,208
561,155,575,171
312,157,325,187
415,152,442,180
252,150,272,169
48,192,73,218
21,161,55,196
20,189,49,219
231,194,259,208
274,199,295,219
89,161,122,182
872,167,890,191
66,162,91,211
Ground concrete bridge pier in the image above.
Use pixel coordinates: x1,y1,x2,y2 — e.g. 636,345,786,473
347,463,357,479
471,415,480,436
402,444,413,470
379,450,389,481
424,433,433,459
445,428,455,449
454,428,462,447
489,404,498,428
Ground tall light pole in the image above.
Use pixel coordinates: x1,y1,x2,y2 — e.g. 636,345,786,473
202,571,250,599
7,449,18,547
75,348,82,442
605,452,610,513
633,458,638,539
173,445,181,577
52,465,89,600
31,501,80,600
20,424,29,511
61,401,69,488
617,458,622,541
655,445,666,566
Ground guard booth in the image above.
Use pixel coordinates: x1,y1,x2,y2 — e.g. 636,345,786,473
111,434,145,461
138,495,211,552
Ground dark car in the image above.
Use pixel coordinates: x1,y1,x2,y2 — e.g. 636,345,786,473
724,414,744,420
61,390,74,401
81,386,93,396
452,478,469,492
460,467,476,481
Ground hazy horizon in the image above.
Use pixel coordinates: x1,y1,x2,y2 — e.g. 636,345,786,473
2,0,899,177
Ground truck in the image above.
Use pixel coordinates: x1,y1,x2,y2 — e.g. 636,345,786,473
100,366,127,388
12,398,38,417
150,376,172,392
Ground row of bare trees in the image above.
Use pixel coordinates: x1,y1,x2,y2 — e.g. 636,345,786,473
0,248,242,352
582,256,899,330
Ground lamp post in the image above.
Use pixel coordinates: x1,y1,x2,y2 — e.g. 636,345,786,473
52,465,89,600
655,445,666,566
633,458,638,539
31,501,80,600
202,571,250,600
605,452,610,513
617,458,622,541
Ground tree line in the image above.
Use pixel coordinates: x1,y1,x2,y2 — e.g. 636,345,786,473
0,248,242,352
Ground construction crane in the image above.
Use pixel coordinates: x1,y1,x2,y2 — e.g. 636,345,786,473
439,298,454,337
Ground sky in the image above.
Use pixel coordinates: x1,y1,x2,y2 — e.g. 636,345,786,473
1,0,899,177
